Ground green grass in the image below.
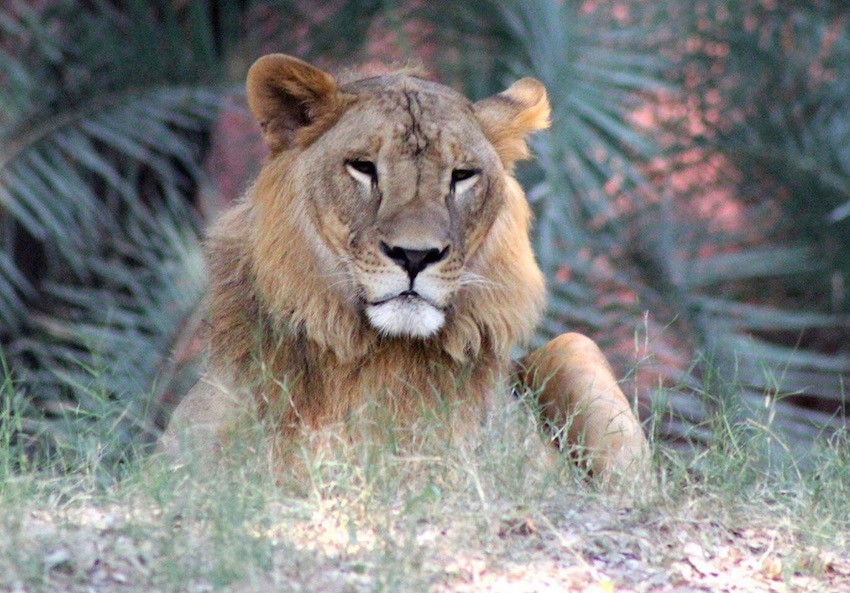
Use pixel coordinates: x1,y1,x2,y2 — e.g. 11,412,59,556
1,370,848,592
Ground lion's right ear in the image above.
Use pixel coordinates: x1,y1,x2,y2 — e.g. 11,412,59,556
473,78,551,171
247,54,348,153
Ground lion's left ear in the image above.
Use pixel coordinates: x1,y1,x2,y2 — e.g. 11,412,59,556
473,78,550,170
247,54,349,153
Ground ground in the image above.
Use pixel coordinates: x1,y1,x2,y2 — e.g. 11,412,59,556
3,410,849,593
5,488,849,592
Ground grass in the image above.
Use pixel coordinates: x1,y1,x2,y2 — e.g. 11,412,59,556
1,368,849,592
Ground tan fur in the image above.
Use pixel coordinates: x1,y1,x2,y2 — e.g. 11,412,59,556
517,333,650,478
157,54,648,480
474,78,551,172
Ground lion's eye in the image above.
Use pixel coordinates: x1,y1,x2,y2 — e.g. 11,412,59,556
451,169,480,195
452,169,476,182
346,160,377,186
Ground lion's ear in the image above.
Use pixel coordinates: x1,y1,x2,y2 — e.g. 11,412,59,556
473,78,550,170
247,54,346,153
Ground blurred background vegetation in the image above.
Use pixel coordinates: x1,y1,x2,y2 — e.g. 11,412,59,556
0,0,847,472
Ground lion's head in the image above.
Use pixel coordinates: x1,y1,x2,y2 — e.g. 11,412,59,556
238,55,549,362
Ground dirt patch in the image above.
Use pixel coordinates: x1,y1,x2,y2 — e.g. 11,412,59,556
4,493,848,593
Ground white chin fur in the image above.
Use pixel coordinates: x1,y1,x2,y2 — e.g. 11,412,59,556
366,298,445,338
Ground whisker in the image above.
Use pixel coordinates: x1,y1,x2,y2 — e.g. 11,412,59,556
313,255,358,296
458,272,507,291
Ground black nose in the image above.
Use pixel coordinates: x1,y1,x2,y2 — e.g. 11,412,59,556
380,242,450,281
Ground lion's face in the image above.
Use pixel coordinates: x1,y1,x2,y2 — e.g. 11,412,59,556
247,55,549,341
296,78,509,338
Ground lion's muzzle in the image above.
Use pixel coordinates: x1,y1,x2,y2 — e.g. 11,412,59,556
362,241,454,338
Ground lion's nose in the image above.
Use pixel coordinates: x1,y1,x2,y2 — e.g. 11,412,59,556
380,242,450,281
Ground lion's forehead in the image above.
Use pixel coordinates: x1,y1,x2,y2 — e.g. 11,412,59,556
342,74,472,110
342,76,478,157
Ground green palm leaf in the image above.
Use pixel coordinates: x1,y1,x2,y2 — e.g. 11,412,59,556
420,0,848,451
0,0,390,470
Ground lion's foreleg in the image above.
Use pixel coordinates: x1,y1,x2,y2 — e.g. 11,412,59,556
516,332,649,480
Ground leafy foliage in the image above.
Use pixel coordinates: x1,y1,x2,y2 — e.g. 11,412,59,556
0,1,228,468
659,1,850,445
421,0,848,450
0,0,386,469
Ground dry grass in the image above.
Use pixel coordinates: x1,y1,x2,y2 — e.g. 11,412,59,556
1,387,848,593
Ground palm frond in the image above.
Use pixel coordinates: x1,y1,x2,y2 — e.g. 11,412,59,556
0,1,236,469
421,0,848,450
11,212,205,468
0,0,391,470
0,1,226,334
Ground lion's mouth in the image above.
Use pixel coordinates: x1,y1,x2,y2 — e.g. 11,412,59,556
369,289,442,309
365,290,446,338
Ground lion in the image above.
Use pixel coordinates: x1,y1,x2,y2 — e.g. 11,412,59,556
157,54,649,481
